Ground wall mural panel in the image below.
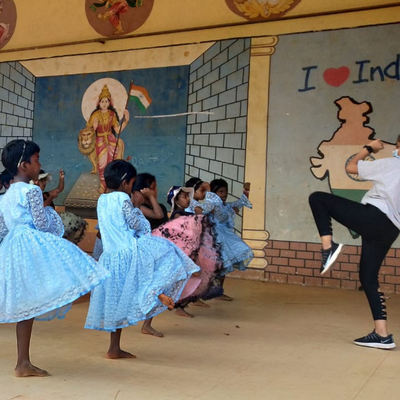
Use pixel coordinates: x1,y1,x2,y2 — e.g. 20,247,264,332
267,23,400,245
33,66,188,217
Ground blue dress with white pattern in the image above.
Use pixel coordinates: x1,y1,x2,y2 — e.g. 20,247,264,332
188,192,254,275
0,182,109,323
85,191,199,332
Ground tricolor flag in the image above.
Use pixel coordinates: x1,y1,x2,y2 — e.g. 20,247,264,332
129,82,152,111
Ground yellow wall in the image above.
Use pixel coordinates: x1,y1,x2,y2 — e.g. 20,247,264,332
1,1,400,62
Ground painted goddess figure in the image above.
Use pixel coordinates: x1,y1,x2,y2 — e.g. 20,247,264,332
86,84,129,193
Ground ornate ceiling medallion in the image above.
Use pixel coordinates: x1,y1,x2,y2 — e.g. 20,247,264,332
226,0,301,22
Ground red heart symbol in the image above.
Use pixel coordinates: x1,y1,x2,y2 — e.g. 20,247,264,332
323,67,350,87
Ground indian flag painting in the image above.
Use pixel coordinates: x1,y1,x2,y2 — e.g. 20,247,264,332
129,82,152,111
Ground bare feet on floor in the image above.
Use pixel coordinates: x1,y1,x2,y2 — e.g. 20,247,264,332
175,307,194,318
191,299,210,308
158,294,175,309
14,362,49,378
141,325,164,338
106,350,136,359
215,294,233,301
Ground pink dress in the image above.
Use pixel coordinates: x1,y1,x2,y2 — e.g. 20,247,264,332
153,213,223,302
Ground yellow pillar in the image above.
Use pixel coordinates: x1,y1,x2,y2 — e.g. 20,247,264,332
242,36,278,269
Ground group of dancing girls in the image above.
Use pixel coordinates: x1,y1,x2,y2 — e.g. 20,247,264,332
0,139,254,377
92,166,254,335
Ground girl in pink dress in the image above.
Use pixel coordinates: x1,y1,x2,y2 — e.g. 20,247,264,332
152,186,223,318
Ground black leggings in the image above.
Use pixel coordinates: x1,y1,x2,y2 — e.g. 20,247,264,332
309,192,399,320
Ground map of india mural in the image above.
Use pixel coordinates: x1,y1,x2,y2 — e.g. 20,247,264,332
310,96,396,205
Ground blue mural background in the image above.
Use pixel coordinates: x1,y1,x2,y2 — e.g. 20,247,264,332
33,66,189,207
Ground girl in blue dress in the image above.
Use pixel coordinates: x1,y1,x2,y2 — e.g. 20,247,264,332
85,160,199,359
187,178,254,300
0,139,109,378
185,177,213,214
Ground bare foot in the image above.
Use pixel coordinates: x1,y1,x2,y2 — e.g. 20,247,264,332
175,307,194,318
215,294,233,301
158,294,175,309
106,350,136,359
14,363,49,378
191,299,210,308
141,325,164,338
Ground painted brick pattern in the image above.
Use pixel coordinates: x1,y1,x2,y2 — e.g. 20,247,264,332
265,240,400,294
185,39,250,233
0,62,35,167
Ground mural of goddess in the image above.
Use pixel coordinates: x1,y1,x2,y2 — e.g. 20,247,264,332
86,84,129,193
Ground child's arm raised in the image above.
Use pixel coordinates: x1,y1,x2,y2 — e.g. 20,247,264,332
139,188,164,219
228,183,252,211
43,170,65,207
56,170,65,194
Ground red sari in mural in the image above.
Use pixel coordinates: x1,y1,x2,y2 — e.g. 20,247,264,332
87,85,128,193
88,110,118,192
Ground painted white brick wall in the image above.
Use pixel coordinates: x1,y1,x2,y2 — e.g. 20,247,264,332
186,39,250,233
0,62,35,168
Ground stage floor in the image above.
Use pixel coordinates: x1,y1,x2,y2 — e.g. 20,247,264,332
1,278,400,400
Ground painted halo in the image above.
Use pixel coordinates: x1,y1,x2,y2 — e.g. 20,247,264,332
82,78,128,123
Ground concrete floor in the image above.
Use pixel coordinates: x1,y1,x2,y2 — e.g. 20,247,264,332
1,278,400,400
